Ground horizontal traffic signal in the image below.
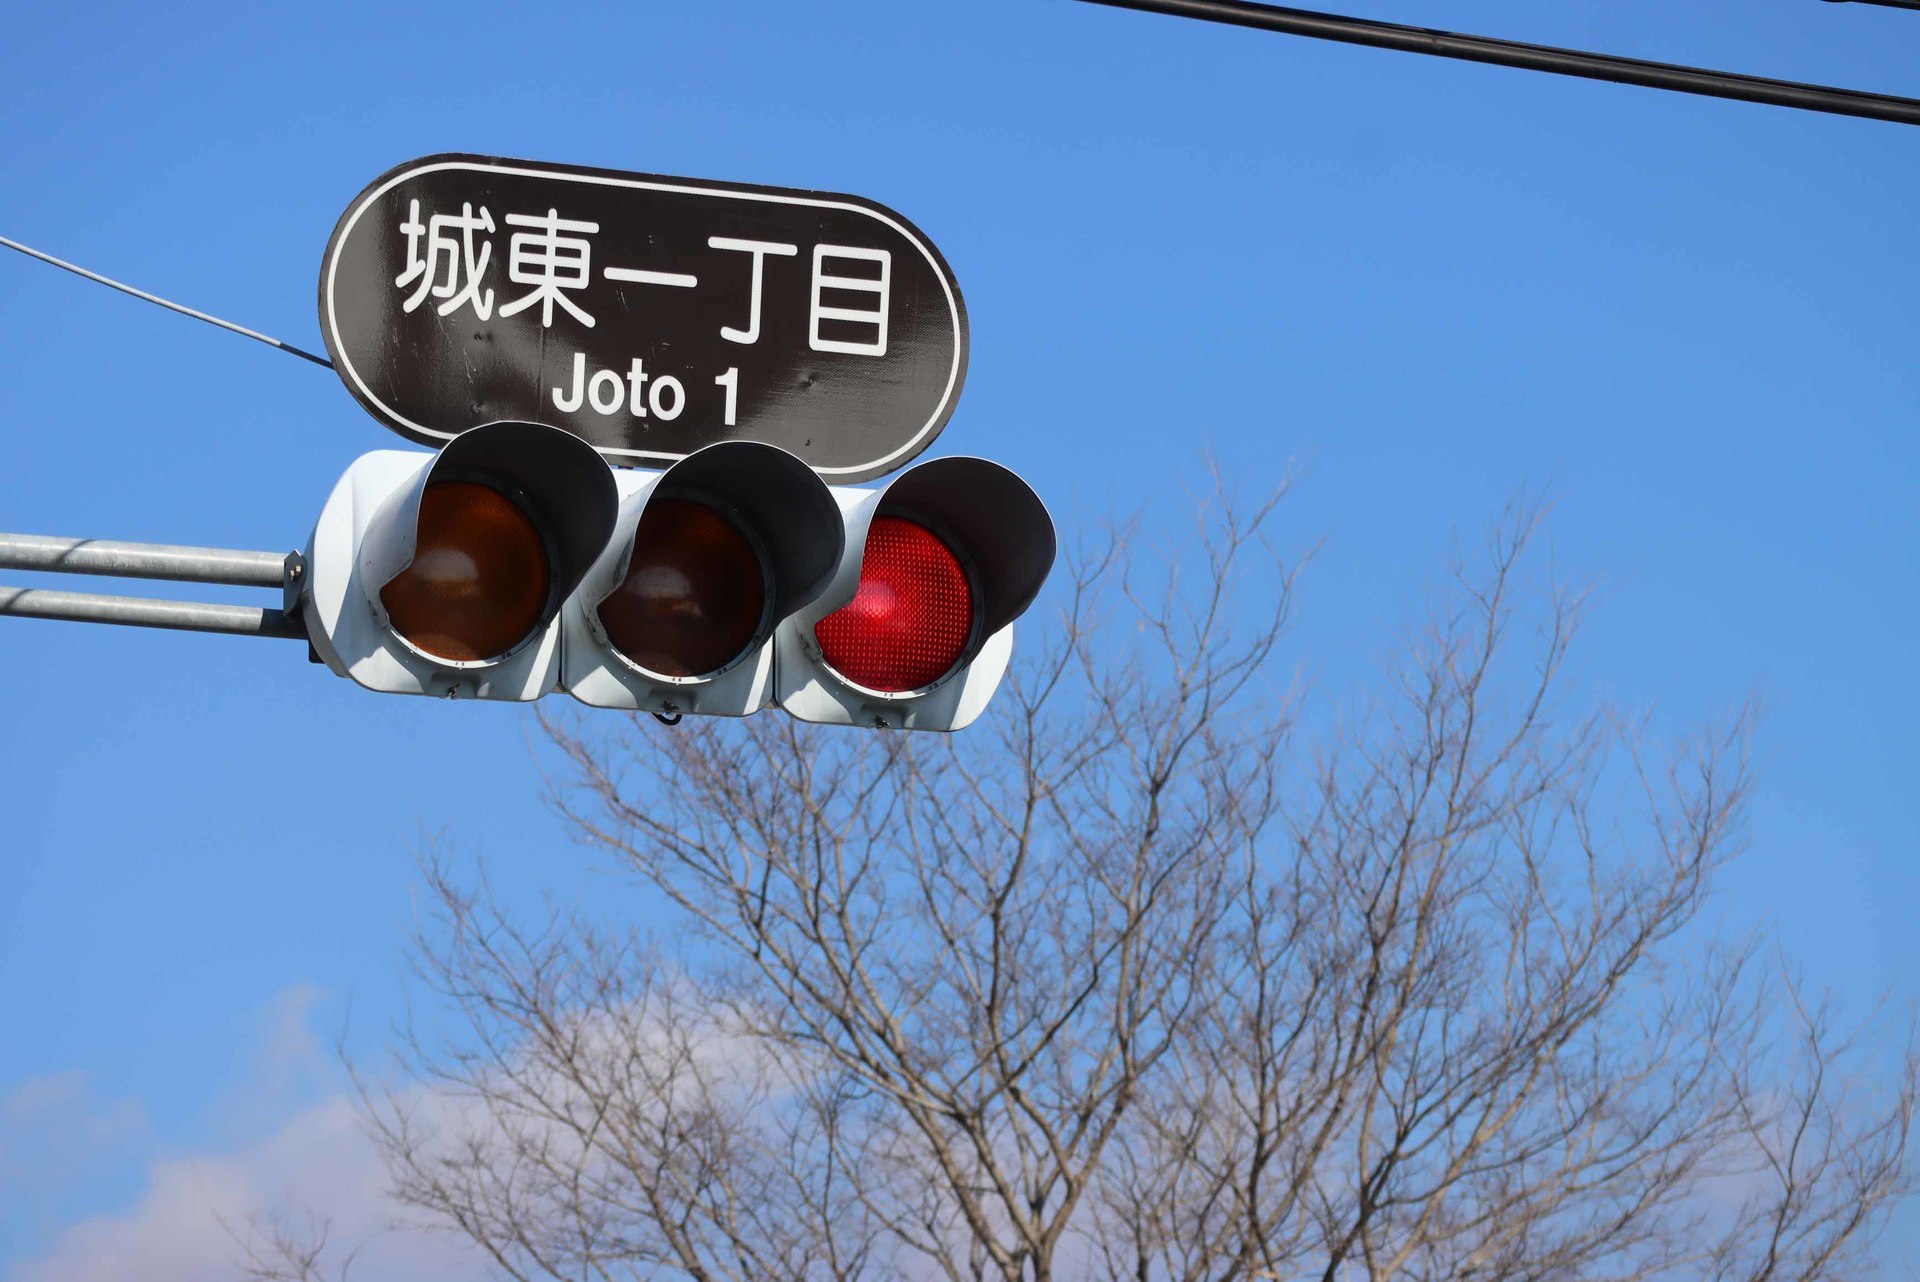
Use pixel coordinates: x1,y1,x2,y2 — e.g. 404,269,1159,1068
299,424,1053,727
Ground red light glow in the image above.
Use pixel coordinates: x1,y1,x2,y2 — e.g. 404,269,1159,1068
814,516,973,693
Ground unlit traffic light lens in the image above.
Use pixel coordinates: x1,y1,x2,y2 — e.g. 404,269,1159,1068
814,516,973,693
597,499,766,678
380,480,551,662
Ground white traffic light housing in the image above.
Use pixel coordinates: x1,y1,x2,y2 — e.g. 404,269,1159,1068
303,421,618,700
562,442,844,716
298,427,1052,726
775,457,1055,732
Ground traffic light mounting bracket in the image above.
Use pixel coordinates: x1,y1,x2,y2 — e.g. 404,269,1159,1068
0,531,307,640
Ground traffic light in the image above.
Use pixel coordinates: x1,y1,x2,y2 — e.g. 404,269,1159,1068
299,425,1054,728
302,421,619,700
561,441,844,716
773,457,1055,732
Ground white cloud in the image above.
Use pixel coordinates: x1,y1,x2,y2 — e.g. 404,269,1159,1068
4,1070,91,1118
8,985,487,1282
16,1088,488,1282
255,983,326,1079
0,1071,149,1192
11,980,787,1282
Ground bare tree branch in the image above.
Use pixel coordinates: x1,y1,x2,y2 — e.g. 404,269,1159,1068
252,480,1917,1282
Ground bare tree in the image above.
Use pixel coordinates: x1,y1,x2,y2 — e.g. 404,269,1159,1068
254,484,1917,1282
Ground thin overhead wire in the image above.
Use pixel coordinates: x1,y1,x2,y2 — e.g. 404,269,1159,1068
1075,0,1920,128
0,233,334,369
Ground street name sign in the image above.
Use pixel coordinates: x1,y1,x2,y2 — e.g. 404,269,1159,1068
319,154,968,483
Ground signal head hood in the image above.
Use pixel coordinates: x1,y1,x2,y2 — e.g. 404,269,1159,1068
649,441,844,621
428,421,620,604
881,456,1055,636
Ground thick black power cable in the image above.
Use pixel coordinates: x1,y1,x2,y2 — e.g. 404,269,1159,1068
1075,0,1920,128
0,233,333,369
11,8,1908,373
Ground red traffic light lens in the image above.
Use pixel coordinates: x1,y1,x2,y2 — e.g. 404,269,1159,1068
814,516,974,694
381,480,552,662
596,498,767,678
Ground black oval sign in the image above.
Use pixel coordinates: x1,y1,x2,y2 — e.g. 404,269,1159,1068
319,154,968,483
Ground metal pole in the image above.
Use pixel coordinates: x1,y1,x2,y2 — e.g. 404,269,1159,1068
0,585,305,639
0,532,288,587
1075,0,1920,128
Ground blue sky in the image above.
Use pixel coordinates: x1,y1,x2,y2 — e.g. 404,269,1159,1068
1,1,1917,1276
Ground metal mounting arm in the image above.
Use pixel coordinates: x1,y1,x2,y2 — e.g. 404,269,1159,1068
0,532,306,640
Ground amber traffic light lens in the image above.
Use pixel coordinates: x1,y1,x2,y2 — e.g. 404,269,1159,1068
814,516,974,693
596,499,766,678
380,481,552,662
